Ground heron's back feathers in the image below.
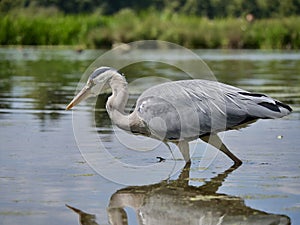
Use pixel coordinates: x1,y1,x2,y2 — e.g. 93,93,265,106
135,79,292,140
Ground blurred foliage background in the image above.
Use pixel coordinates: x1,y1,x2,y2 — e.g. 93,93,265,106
2,0,300,18
0,0,300,48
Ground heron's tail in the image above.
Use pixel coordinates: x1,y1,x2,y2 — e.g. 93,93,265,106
238,92,292,119
258,100,292,118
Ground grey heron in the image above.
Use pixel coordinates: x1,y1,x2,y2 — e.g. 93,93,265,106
66,67,292,166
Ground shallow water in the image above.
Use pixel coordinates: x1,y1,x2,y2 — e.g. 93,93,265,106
0,48,300,225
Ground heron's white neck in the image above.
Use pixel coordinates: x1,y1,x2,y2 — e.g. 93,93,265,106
106,72,131,130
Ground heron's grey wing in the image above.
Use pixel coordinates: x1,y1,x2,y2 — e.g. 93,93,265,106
223,90,292,129
135,80,292,140
180,79,292,123
197,80,292,128
135,80,229,140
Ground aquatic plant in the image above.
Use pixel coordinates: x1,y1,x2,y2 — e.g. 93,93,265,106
1,9,299,49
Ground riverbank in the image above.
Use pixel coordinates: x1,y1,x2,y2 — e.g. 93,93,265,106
1,9,299,49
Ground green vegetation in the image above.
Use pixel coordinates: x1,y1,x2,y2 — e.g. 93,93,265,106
1,9,299,49
0,8,104,46
2,0,300,18
1,0,300,49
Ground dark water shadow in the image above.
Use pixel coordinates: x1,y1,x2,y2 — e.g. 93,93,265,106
67,163,290,225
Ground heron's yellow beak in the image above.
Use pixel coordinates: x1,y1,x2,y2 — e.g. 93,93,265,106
66,86,91,110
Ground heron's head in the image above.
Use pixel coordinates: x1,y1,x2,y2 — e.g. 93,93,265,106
66,66,118,110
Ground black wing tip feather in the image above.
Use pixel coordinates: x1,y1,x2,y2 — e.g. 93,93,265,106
258,101,292,114
258,102,280,112
239,91,292,114
238,92,267,98
275,100,293,112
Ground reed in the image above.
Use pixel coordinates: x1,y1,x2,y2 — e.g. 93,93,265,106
1,9,299,49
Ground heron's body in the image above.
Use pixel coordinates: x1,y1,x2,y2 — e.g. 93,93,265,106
132,80,291,140
66,67,292,166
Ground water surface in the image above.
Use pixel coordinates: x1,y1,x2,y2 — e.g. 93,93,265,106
0,48,299,224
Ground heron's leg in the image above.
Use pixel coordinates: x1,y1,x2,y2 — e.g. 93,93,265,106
200,134,242,167
176,140,190,163
176,160,191,187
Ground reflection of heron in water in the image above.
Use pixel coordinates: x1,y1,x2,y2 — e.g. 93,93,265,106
66,67,292,166
66,163,290,225
65,204,98,225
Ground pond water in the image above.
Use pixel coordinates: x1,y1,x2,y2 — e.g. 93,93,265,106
0,47,300,225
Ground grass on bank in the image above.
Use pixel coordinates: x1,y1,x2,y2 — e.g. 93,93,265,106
0,9,299,49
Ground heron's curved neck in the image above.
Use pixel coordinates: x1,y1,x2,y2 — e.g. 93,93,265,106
106,73,130,130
